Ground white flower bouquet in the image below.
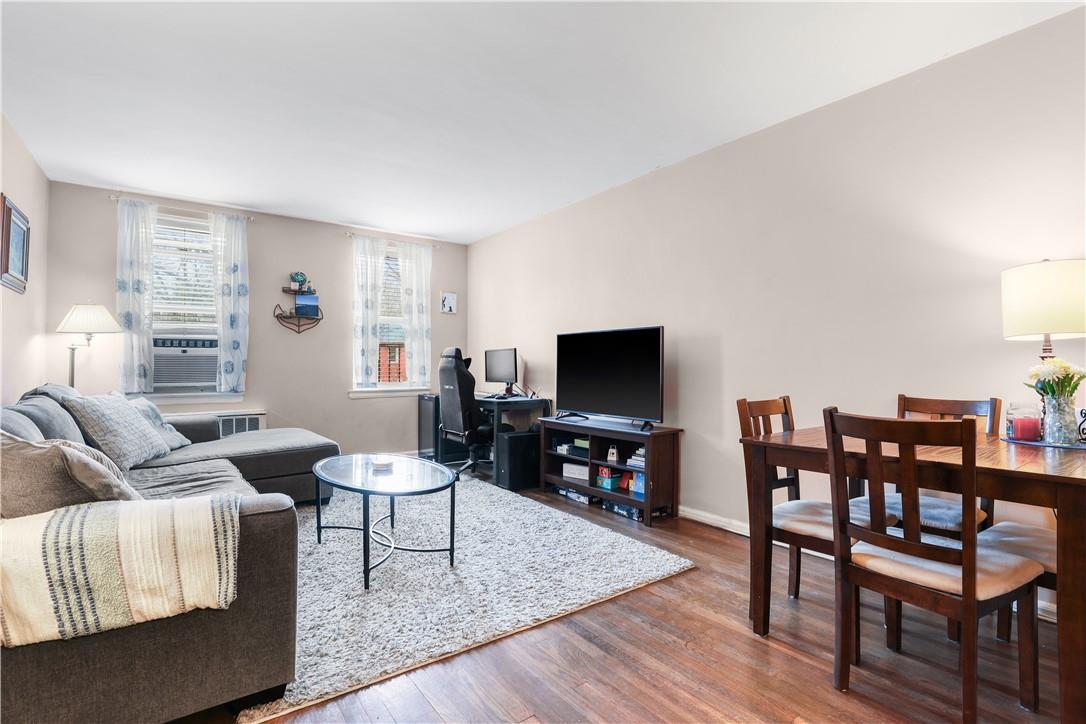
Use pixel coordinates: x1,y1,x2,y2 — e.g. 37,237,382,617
1026,357,1086,398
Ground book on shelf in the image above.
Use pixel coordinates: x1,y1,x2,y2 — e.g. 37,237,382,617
573,438,590,449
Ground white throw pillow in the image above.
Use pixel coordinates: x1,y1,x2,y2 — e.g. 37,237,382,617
61,392,170,470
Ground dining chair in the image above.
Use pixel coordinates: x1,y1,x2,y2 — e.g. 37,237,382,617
895,395,1003,642
894,395,1002,537
979,522,1056,642
738,397,895,623
823,409,1042,722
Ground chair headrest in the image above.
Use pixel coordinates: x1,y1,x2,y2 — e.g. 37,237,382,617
440,347,471,369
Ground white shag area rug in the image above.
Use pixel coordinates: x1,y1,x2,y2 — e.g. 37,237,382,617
239,475,693,721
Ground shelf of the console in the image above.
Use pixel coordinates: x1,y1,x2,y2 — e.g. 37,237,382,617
543,474,645,506
544,449,590,464
590,458,645,474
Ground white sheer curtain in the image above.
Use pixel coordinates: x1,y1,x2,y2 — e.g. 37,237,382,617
211,212,249,393
116,198,158,393
353,236,388,388
398,240,433,387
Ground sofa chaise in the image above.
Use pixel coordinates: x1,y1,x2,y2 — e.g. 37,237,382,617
0,386,339,722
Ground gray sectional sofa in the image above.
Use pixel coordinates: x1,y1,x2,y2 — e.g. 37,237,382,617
0,386,341,723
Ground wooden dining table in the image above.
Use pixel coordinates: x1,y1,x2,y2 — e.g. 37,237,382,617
741,427,1086,721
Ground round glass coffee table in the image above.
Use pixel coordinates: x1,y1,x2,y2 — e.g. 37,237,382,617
312,453,456,589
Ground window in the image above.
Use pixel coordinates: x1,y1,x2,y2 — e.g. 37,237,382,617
152,213,216,336
377,249,407,383
353,237,432,390
150,212,219,393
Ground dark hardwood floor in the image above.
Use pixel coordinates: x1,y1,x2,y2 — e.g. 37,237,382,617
270,489,1060,723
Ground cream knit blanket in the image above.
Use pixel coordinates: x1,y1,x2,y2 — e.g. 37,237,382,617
0,495,240,647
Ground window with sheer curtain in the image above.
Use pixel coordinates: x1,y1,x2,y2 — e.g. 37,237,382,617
353,237,432,389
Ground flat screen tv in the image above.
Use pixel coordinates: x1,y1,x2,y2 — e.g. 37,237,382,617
556,326,663,422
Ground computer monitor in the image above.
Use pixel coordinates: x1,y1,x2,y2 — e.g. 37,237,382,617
485,348,517,394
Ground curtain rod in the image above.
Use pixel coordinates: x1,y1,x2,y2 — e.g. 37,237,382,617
107,193,442,246
109,194,255,222
344,230,440,249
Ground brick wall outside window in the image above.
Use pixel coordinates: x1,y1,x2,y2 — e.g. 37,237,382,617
378,343,407,382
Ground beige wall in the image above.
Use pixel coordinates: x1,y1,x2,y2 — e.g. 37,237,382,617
1,117,51,403
467,12,1086,532
44,182,468,453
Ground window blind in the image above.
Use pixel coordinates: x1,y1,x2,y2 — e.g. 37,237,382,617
378,250,406,343
152,214,217,335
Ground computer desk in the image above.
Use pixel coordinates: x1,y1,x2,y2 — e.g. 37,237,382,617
439,394,551,475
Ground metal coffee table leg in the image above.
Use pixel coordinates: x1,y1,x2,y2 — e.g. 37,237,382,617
363,492,371,589
315,475,323,543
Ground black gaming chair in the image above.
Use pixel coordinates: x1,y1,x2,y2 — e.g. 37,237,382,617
438,347,512,473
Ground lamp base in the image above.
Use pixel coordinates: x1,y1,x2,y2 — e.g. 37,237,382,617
65,333,94,388
1040,333,1054,361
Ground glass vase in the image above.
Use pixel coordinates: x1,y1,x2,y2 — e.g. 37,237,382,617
1042,395,1078,446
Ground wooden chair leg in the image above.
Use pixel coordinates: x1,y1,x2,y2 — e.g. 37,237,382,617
851,586,861,665
1017,586,1039,712
788,545,801,599
884,596,902,652
947,618,961,643
996,605,1013,642
834,579,854,691
960,618,978,724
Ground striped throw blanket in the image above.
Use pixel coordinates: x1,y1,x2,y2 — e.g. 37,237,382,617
1,495,240,647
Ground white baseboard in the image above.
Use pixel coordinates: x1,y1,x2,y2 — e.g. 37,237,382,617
678,505,1056,624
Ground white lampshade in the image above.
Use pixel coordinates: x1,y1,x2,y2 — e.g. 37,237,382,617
1001,259,1086,341
56,304,122,335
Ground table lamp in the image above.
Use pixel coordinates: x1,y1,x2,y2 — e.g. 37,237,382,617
56,304,122,387
1001,259,1086,360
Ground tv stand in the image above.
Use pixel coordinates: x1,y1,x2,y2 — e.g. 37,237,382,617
555,411,589,422
539,416,683,526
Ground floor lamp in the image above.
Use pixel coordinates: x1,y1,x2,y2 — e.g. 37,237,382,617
56,304,122,387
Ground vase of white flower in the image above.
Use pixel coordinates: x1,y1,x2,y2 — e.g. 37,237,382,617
1042,395,1078,445
1026,358,1086,446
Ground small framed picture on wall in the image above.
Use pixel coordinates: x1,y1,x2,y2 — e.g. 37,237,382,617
441,291,458,314
1,194,30,294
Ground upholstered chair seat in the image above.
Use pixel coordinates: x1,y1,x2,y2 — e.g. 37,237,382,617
979,521,1056,574
884,493,988,533
851,528,1044,601
773,498,899,541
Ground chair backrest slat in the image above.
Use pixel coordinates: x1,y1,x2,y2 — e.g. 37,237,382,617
846,523,963,565
824,408,978,574
863,439,888,535
897,442,922,542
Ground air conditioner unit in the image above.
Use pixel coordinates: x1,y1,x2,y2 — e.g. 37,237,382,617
153,337,218,393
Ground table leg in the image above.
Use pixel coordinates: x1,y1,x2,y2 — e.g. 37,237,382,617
390,496,396,529
363,492,371,590
315,476,322,543
749,444,772,636
449,481,456,566
1057,486,1086,720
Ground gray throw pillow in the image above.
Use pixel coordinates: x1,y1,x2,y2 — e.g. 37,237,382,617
0,408,45,442
12,396,86,443
19,383,81,406
129,397,192,450
61,392,170,471
0,432,142,518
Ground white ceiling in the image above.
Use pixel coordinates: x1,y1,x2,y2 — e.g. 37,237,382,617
2,2,1078,243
